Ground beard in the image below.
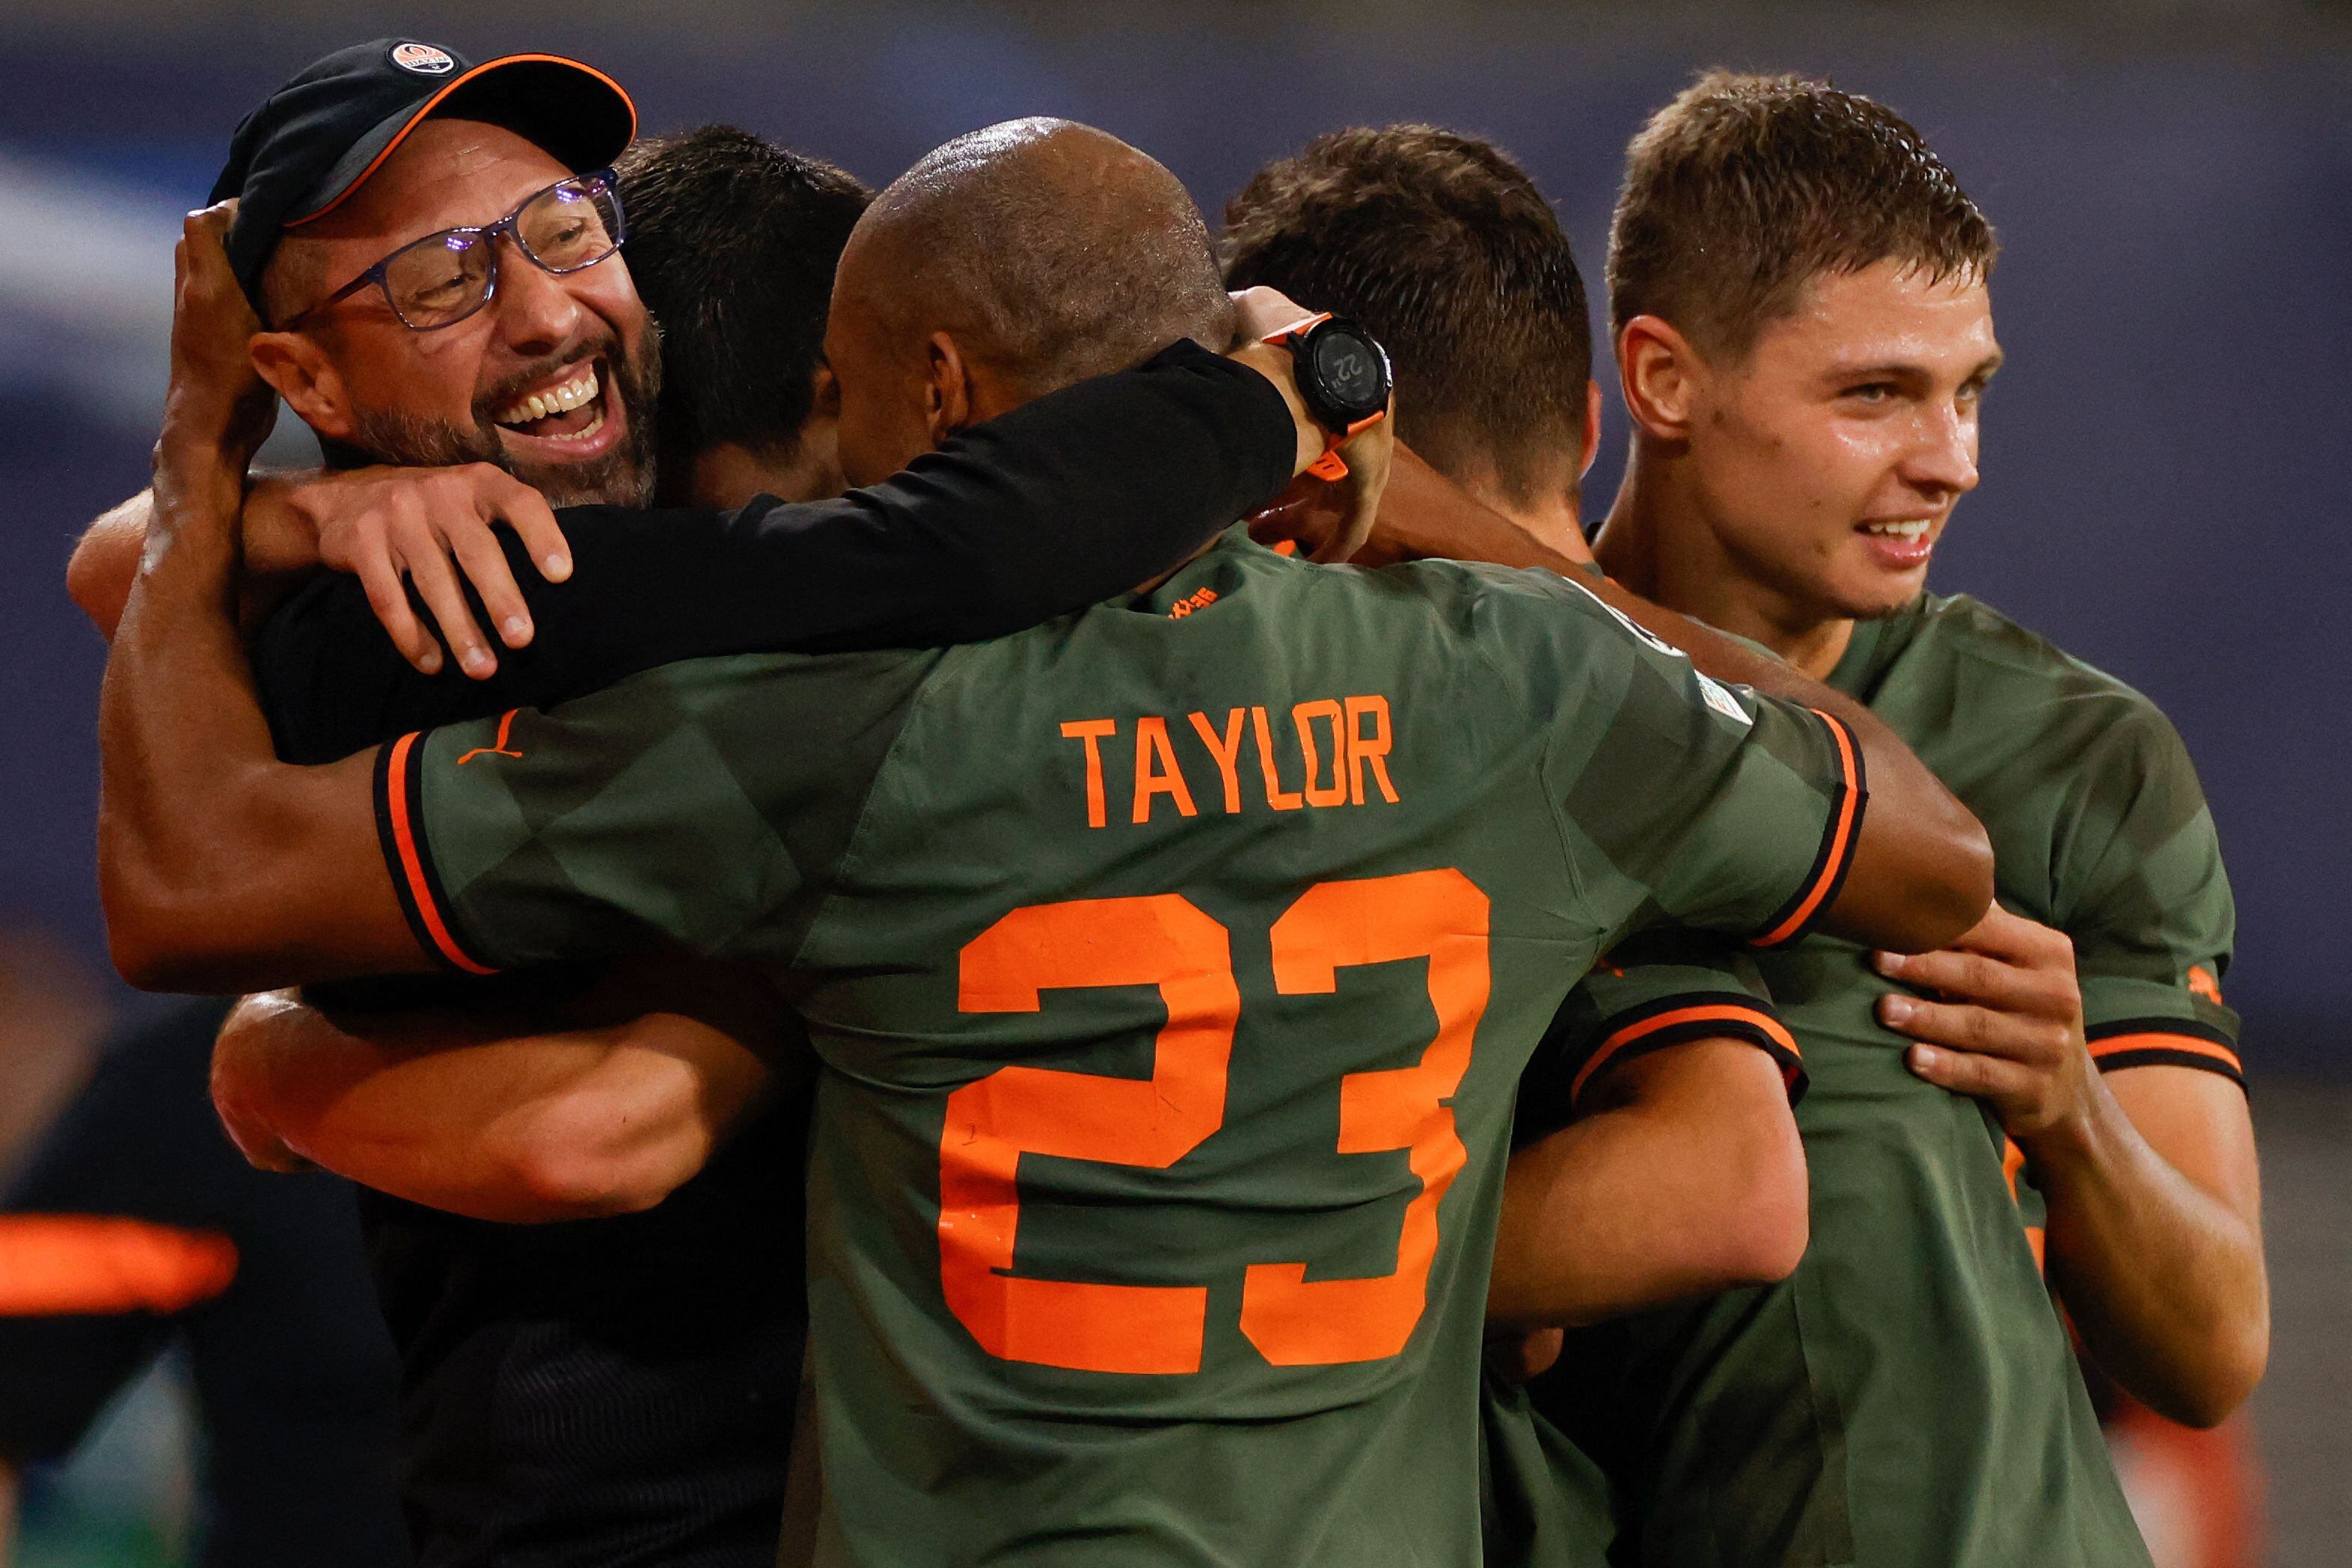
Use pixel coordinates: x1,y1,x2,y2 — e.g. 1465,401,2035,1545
330,324,664,510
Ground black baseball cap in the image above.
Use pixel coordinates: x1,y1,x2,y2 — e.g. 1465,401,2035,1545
210,38,637,315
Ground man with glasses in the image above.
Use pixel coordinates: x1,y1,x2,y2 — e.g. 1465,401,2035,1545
70,41,1362,1567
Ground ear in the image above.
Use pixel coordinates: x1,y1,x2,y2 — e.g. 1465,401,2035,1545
921,331,977,448
1577,379,1604,478
807,361,840,422
1616,314,1703,443
248,331,356,444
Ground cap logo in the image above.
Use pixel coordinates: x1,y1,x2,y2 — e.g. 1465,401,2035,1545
390,41,457,76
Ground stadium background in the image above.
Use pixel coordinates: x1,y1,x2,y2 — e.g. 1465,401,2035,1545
0,1,2342,1563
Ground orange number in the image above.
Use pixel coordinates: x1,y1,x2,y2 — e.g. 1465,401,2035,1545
943,872,1488,1373
1243,870,1489,1364
943,895,1239,1373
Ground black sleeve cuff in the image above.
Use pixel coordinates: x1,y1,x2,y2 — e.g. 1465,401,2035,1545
374,734,497,976
1571,993,1807,1109
2086,1018,2245,1090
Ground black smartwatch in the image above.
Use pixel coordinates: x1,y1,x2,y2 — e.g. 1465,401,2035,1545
1264,313,1391,479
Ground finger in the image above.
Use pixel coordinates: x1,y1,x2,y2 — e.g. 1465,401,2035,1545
353,550,443,675
484,474,572,583
397,529,496,678
1873,945,2036,1010
442,512,536,649
1904,1041,2040,1106
1877,992,2058,1065
1945,903,2055,961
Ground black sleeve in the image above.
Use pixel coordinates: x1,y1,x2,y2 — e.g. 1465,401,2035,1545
254,339,1294,763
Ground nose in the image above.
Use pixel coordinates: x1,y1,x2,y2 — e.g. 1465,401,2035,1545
488,233,584,357
1903,397,1981,502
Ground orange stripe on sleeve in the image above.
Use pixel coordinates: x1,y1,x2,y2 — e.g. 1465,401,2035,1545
0,1216,237,1317
1569,1002,1801,1105
2089,1032,2244,1074
385,733,496,976
1753,711,1862,949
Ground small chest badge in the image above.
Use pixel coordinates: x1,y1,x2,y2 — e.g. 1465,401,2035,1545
390,42,458,76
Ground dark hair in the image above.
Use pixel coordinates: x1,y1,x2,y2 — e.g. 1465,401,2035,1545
1221,124,1591,509
1609,71,1997,361
614,125,870,463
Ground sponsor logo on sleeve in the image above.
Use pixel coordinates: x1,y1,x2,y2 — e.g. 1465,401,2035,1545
1696,673,1754,728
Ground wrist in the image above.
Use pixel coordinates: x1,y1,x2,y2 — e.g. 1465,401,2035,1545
2015,1071,2122,1175
1225,342,1323,477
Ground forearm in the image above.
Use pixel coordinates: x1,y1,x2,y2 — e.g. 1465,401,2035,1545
70,478,327,643
1488,1044,1807,1327
2028,1083,2268,1426
67,490,153,637
98,437,396,991
215,987,768,1222
721,343,1302,652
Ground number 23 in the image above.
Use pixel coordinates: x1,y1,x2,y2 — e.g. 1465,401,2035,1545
939,869,1489,1374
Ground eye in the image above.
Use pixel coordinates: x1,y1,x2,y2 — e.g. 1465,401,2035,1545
1843,382,1897,405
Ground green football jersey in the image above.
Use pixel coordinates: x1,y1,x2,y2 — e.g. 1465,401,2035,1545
1511,590,2241,1568
371,528,1863,1568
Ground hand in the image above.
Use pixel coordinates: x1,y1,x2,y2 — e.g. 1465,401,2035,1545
162,201,275,463
272,465,574,677
1874,904,2102,1146
1222,286,1397,563
210,995,316,1174
1226,284,1320,346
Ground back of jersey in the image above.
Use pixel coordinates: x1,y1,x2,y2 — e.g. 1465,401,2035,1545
783,533,1856,1567
394,528,1858,1568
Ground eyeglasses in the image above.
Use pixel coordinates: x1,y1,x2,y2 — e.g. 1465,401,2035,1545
284,169,626,332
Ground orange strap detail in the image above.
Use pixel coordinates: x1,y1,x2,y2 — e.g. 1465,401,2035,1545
1261,311,1387,481
0,1216,238,1317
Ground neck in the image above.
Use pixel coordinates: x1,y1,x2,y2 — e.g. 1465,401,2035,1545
684,434,842,510
1594,438,1855,681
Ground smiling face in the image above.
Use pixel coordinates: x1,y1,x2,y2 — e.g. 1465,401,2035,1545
1681,259,2000,622
252,117,658,506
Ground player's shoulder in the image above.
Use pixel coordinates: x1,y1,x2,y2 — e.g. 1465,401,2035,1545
1353,555,1644,656
1905,592,2189,759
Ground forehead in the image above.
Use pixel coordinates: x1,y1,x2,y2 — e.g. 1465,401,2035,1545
1755,259,1997,371
299,118,572,258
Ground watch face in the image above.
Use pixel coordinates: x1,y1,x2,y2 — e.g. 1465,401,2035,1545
1312,330,1385,413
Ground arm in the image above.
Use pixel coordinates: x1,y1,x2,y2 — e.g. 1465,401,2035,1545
1876,907,2266,1426
98,206,422,992
68,468,573,673
253,335,1343,748
1489,1039,1807,1328
1383,457,1989,952
212,960,789,1223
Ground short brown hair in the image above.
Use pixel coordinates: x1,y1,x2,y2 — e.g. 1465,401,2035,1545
1608,71,1997,361
1221,124,1590,509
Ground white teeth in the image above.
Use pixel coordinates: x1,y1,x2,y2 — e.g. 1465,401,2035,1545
1864,519,1932,540
495,366,601,427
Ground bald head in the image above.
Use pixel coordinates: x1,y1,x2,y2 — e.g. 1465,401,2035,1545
839,118,1234,398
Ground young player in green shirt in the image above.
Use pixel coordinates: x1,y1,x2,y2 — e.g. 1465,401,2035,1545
98,122,1995,1567
1513,73,2267,1568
